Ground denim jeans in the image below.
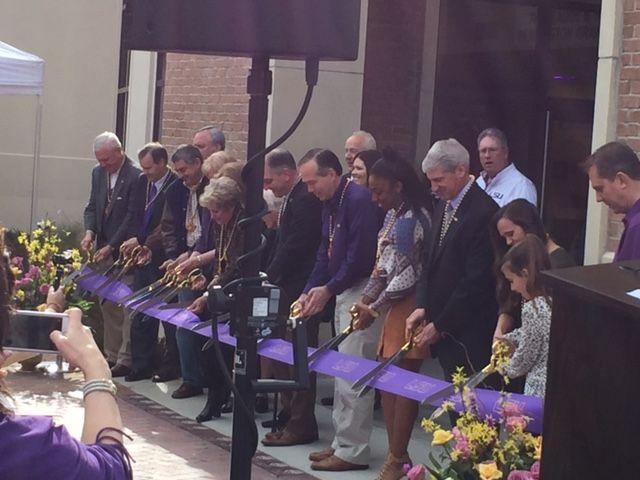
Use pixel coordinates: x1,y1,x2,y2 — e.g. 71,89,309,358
176,288,206,386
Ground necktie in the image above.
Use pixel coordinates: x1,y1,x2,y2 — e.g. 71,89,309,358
140,182,158,237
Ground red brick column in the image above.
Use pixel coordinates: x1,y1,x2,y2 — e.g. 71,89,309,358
360,0,426,160
161,54,251,160
612,1,640,251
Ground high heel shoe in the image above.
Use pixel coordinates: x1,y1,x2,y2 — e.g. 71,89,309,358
196,393,222,423
376,452,411,480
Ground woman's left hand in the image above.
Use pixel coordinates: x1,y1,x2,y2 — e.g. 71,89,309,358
353,301,376,330
50,308,110,380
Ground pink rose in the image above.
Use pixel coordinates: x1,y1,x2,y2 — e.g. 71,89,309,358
507,471,534,480
16,278,32,288
530,461,540,480
502,402,523,418
506,415,528,432
29,266,41,279
39,283,50,296
405,464,426,480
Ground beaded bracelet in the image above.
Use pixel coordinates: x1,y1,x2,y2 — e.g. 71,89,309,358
83,379,117,400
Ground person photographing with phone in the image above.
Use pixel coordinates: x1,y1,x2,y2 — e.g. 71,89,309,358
0,252,132,479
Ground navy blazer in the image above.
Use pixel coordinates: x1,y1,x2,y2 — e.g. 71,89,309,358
83,157,141,250
416,183,499,372
160,176,210,260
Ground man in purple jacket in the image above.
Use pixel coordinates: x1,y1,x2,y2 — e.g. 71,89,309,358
297,149,382,472
586,141,640,261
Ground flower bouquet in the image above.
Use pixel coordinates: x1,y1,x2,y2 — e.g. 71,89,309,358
410,366,542,480
7,220,92,312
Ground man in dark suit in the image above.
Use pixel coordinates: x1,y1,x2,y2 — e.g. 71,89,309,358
120,142,179,382
260,148,322,447
406,138,498,381
81,131,141,377
159,144,210,398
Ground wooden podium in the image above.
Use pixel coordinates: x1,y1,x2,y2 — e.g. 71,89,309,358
541,260,640,479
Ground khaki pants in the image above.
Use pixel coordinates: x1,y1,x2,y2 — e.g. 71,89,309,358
330,278,383,465
99,258,133,367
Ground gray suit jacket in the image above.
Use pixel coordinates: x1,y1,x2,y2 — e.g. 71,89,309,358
83,156,141,251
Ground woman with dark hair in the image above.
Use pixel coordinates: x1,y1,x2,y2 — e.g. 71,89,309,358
351,148,431,480
0,239,132,478
490,199,574,349
351,149,383,187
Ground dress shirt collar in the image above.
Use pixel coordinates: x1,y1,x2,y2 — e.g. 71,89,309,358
449,179,474,210
480,162,515,187
327,176,350,210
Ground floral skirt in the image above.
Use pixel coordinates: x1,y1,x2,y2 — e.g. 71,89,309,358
378,291,430,360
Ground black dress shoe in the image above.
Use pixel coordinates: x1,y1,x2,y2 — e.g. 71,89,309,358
110,364,132,378
196,394,222,423
124,370,153,382
255,394,269,413
221,397,233,413
171,383,203,399
151,369,180,383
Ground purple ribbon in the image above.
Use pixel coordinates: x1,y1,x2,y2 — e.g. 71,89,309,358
77,268,543,433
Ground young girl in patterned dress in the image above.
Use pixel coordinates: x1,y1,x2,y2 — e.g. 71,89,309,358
499,234,553,398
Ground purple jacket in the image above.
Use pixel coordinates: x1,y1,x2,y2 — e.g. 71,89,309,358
615,199,640,261
304,177,382,296
0,414,131,479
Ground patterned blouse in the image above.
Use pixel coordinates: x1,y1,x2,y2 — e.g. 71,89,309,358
503,296,552,398
362,207,430,312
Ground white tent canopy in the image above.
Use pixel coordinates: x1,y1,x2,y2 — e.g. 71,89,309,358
0,41,43,95
0,40,44,229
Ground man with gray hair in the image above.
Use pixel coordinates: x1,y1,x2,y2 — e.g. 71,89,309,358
81,131,141,377
406,138,498,382
344,130,377,173
193,125,226,160
475,128,537,207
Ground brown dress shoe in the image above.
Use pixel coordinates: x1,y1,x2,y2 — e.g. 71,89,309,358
110,364,132,378
311,455,368,471
171,383,203,399
261,430,318,447
308,447,335,462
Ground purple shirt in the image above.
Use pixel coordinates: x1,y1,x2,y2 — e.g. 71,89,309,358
304,177,382,296
615,199,640,261
0,414,130,480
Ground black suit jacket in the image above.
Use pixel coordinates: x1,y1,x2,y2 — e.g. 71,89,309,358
416,183,499,372
83,157,141,250
160,176,210,260
266,180,322,302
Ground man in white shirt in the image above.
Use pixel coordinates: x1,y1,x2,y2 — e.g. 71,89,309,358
475,128,537,207
344,130,377,173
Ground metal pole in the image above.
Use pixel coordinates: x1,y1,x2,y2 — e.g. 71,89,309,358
540,109,551,218
29,94,44,231
229,55,272,480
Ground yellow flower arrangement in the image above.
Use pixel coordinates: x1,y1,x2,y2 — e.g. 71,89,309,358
420,368,541,480
8,221,92,313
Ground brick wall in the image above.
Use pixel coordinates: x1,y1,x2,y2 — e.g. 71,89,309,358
612,0,640,252
360,0,426,161
160,54,251,160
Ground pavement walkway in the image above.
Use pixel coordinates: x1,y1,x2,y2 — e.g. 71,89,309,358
5,333,442,479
